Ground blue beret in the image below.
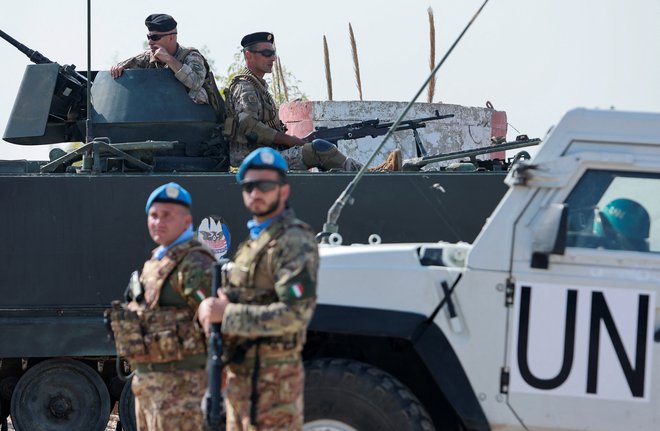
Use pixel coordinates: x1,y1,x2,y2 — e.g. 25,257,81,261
241,32,274,48
145,182,191,214
236,148,288,183
145,14,177,32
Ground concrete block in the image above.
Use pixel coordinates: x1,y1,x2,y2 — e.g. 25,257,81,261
280,101,507,170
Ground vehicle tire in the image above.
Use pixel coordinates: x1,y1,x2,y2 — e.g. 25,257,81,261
304,358,436,431
10,359,111,431
118,377,137,431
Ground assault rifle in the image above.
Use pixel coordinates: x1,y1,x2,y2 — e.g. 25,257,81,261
302,111,454,157
203,262,226,431
1,28,88,120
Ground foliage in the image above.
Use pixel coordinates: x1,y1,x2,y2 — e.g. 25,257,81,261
214,51,307,106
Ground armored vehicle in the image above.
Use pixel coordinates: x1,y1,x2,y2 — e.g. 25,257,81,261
0,33,519,429
310,108,660,430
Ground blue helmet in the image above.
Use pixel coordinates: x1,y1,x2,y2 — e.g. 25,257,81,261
593,198,650,251
145,182,192,214
236,147,288,183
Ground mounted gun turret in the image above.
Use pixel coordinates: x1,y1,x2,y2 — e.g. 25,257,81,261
1,29,88,138
2,28,229,173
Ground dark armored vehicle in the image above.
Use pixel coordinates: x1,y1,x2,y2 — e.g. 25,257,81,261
0,33,514,430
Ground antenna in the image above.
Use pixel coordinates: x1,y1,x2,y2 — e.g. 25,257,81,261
317,0,492,244
85,0,92,147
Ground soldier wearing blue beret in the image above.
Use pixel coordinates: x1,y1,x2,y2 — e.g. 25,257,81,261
122,182,215,431
199,148,319,430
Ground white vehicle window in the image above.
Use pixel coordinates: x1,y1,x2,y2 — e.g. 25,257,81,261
565,170,660,252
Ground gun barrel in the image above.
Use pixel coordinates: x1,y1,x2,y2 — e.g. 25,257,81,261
397,112,454,128
402,138,542,171
0,29,53,64
204,262,225,430
204,323,224,430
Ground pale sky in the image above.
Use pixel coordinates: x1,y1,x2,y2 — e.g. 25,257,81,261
1,0,659,160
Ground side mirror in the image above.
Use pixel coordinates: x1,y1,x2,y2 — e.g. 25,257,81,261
531,203,568,269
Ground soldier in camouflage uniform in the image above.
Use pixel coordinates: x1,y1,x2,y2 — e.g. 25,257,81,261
198,147,319,431
226,31,365,172
110,14,224,119
129,182,215,431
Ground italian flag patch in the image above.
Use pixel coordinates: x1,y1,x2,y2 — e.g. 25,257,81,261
194,290,206,302
289,283,304,298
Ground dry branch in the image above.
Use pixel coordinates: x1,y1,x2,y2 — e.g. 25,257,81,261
276,55,289,102
323,35,333,101
428,7,436,103
349,23,363,101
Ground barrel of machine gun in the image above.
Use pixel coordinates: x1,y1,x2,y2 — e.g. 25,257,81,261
302,110,454,145
402,136,542,171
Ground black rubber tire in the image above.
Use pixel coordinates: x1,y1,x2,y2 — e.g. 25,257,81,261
304,358,436,431
118,377,137,431
10,359,111,431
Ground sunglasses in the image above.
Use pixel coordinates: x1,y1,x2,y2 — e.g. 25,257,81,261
248,49,277,58
241,180,283,193
147,32,177,41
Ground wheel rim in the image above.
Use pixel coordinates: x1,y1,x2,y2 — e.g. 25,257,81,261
118,377,137,431
304,419,359,431
10,359,110,431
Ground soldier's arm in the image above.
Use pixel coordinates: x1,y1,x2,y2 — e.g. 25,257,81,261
231,81,303,148
177,251,215,309
221,228,318,337
172,51,208,103
111,51,151,78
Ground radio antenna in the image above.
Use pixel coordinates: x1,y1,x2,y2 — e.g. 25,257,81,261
318,0,493,243
85,0,93,147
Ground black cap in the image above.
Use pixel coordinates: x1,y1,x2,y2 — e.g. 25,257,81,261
241,32,274,48
145,14,177,32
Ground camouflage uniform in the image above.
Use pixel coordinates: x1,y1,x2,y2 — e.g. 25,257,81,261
222,209,318,431
226,68,306,169
117,45,209,105
130,239,215,431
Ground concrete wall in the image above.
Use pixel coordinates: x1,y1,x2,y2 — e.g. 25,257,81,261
280,100,507,170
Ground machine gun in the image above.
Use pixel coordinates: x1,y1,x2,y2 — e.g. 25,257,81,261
203,262,226,431
1,29,88,121
402,135,542,171
302,111,454,157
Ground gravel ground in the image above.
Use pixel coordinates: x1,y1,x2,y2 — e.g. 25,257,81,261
7,413,120,430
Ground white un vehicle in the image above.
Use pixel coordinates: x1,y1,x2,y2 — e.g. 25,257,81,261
303,108,660,431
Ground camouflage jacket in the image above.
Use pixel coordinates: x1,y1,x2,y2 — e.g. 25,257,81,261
222,209,318,357
117,44,209,105
226,68,286,166
141,239,215,310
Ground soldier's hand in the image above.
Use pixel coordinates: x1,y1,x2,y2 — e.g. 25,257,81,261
110,65,124,79
198,293,229,336
151,45,173,64
274,132,306,148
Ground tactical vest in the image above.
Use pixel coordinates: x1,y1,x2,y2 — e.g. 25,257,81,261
222,214,314,359
175,47,227,123
226,215,311,304
224,69,285,134
108,240,214,364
